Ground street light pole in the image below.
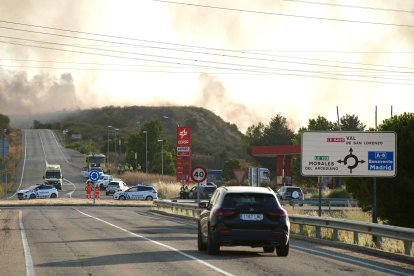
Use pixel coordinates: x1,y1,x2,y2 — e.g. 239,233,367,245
114,128,119,165
157,139,164,175
107,125,112,166
114,128,119,154
163,115,179,127
143,130,148,173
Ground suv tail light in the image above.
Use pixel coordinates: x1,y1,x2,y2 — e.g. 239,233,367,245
214,208,236,218
267,209,287,218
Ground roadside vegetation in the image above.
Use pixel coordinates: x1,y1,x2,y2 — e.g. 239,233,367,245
285,205,413,256
0,114,21,198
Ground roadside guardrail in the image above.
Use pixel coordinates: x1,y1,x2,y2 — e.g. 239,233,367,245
152,199,414,256
281,198,359,209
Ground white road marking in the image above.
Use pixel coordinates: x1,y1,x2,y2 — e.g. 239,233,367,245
19,210,35,276
62,178,76,198
76,209,234,276
292,244,413,276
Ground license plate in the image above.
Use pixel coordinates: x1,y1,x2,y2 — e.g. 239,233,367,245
240,214,263,221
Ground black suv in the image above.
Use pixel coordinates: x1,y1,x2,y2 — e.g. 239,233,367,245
198,186,290,256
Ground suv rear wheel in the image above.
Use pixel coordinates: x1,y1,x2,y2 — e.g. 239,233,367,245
276,242,289,257
197,223,207,251
207,227,220,255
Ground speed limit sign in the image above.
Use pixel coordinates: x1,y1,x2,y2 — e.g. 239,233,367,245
191,166,207,183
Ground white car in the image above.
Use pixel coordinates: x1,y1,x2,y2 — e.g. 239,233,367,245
106,180,128,196
17,184,58,200
113,184,158,201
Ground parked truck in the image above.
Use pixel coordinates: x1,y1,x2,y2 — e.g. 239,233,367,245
247,167,270,187
44,164,63,190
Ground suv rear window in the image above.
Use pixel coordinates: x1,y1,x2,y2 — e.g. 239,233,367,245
222,193,278,208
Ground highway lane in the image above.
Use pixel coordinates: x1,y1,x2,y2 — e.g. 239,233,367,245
11,129,87,199
1,206,412,276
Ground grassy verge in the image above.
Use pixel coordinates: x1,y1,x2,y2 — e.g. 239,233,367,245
0,129,21,198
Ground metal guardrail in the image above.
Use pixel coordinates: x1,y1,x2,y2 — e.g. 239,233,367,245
152,199,414,256
281,198,359,206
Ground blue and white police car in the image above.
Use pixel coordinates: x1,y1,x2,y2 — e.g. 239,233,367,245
113,184,158,201
17,184,58,200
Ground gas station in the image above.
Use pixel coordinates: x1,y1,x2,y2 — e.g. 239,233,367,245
251,144,300,188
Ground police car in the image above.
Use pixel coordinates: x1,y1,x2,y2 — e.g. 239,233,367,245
113,184,158,201
17,184,58,200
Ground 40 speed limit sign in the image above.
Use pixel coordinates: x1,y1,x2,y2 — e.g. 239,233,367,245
191,166,207,183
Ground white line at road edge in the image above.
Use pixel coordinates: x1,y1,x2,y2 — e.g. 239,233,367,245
76,209,234,276
292,245,412,276
19,210,35,276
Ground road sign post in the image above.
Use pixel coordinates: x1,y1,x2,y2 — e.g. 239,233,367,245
89,170,100,205
191,166,207,203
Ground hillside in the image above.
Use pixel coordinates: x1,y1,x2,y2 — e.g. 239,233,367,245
49,106,245,168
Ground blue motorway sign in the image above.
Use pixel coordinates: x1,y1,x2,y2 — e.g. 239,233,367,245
368,151,394,171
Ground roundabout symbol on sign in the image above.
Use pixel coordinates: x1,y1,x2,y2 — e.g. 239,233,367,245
89,170,100,182
191,166,207,183
337,148,366,174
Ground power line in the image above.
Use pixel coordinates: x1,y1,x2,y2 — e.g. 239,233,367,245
283,0,414,14
152,0,414,28
2,39,414,86
3,24,414,75
3,34,414,79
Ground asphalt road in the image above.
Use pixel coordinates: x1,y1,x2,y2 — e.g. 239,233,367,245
1,129,413,275
10,129,94,199
1,206,413,276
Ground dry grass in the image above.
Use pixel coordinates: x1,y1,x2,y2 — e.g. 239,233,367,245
115,171,189,199
0,130,21,198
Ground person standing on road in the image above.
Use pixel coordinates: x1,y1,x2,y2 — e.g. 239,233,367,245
180,184,189,199
95,183,100,199
85,181,92,199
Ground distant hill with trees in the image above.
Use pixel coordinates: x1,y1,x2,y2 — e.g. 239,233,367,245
34,105,245,170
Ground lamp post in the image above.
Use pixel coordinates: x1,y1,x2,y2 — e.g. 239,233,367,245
107,125,112,165
114,128,120,167
163,115,179,127
114,128,119,154
143,131,148,173
157,139,164,175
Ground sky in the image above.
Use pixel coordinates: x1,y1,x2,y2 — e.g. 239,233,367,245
1,0,414,132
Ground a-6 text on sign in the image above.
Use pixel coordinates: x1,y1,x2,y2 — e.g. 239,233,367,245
301,131,396,177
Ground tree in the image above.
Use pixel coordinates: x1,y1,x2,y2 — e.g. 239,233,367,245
338,114,366,131
0,114,10,130
346,113,414,227
242,114,295,170
308,115,338,131
125,120,165,172
222,159,241,181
